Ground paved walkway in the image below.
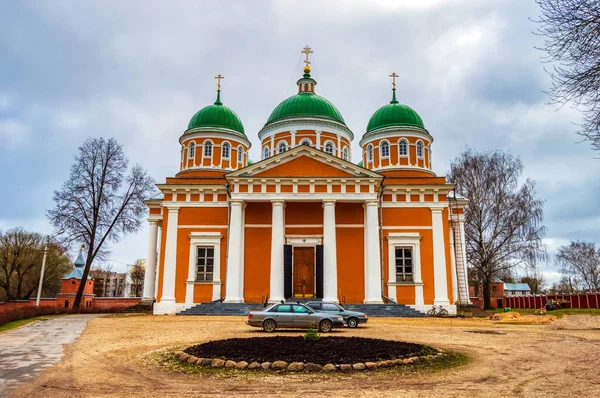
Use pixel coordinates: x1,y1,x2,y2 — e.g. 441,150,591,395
0,314,99,396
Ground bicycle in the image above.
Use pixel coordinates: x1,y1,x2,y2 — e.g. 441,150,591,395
426,305,449,317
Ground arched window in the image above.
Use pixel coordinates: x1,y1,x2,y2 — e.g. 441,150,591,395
300,139,312,146
417,141,424,158
222,142,230,159
263,146,270,159
188,142,195,159
237,145,243,163
399,139,408,156
204,141,213,158
367,144,373,162
277,141,287,153
380,141,390,158
342,147,349,161
324,142,334,155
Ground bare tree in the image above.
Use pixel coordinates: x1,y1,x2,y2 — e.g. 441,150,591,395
556,240,600,292
0,228,72,301
129,259,145,297
520,269,547,294
47,137,155,308
448,148,547,309
89,263,113,297
533,0,600,151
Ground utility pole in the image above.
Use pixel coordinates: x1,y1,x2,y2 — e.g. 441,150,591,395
35,236,50,307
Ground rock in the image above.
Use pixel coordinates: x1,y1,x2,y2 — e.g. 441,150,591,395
287,362,305,372
201,358,213,366
340,364,352,371
377,361,389,368
235,361,249,370
225,360,237,368
394,359,405,366
187,356,198,364
175,351,184,358
352,363,366,371
180,353,190,362
261,362,272,370
323,364,337,372
194,357,204,365
403,358,414,365
211,358,225,368
385,360,396,367
271,361,288,370
409,356,419,363
248,362,261,370
305,363,323,372
365,362,378,370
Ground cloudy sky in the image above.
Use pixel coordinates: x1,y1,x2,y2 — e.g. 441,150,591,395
1,0,598,284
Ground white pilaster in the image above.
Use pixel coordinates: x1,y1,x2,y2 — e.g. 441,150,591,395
322,200,338,302
449,226,458,304
154,225,162,299
431,207,450,307
143,219,159,300
239,203,246,300
458,216,470,303
225,200,244,302
364,200,383,303
269,200,285,302
154,206,179,314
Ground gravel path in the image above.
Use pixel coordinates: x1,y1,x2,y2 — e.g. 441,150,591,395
11,314,600,397
0,314,100,396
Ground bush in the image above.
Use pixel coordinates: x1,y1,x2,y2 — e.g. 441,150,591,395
303,327,320,342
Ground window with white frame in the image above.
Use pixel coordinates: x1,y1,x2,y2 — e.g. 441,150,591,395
196,246,214,281
395,247,413,282
263,146,270,159
381,141,390,158
367,144,373,162
416,141,423,158
300,139,312,146
237,145,243,162
188,142,195,159
277,141,287,153
399,139,408,156
222,142,230,159
204,141,213,157
324,142,334,155
342,147,349,161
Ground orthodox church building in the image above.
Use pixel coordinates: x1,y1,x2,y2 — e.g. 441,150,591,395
144,48,469,315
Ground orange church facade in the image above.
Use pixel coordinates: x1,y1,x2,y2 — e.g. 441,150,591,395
143,55,469,315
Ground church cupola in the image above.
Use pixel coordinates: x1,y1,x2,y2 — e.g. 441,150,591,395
179,74,251,174
359,73,434,176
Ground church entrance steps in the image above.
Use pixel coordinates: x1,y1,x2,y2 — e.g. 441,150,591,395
177,302,427,317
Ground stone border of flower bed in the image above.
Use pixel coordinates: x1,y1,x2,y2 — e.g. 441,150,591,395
173,350,447,372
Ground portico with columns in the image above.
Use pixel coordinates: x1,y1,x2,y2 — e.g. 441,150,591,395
143,47,468,315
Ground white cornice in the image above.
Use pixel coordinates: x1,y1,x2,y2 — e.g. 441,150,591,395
179,130,251,148
258,117,354,141
359,126,434,147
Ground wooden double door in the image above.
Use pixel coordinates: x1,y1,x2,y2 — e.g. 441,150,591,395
293,247,315,298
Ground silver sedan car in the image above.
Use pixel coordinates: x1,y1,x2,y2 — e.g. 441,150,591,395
246,302,346,332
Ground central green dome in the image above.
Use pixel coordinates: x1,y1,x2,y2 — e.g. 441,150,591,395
187,93,245,135
266,92,346,125
366,91,424,132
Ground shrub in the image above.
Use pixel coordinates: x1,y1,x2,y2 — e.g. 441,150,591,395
304,327,320,342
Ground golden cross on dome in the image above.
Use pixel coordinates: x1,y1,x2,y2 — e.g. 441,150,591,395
214,74,224,91
389,72,399,90
301,45,313,66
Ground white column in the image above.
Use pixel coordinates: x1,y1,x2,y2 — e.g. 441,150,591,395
364,200,383,303
269,200,285,302
143,219,159,301
449,226,458,304
155,207,179,314
431,208,450,307
225,200,244,303
154,224,162,299
458,216,470,303
239,203,246,300
322,200,338,302
413,240,424,309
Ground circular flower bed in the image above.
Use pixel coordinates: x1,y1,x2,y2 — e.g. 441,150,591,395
176,336,446,372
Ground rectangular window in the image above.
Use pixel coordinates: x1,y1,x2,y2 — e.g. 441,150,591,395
395,247,413,282
196,246,215,281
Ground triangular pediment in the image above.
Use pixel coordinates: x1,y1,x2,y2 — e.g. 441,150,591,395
226,145,382,179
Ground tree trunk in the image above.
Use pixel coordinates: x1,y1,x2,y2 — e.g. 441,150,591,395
483,274,492,310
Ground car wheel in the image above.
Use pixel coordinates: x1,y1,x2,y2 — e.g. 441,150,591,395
319,319,333,333
347,317,359,328
262,319,277,332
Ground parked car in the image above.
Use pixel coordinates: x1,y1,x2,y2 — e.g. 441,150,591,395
246,302,345,332
306,301,368,328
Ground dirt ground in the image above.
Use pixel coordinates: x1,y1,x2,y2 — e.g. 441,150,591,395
13,314,600,397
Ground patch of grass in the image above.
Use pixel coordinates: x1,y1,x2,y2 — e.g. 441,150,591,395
496,308,600,318
0,316,47,333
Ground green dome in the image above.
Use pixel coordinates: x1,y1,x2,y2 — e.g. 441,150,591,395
366,91,424,132
187,93,245,135
266,92,345,125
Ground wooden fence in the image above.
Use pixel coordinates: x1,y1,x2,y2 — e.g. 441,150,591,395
504,293,600,309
